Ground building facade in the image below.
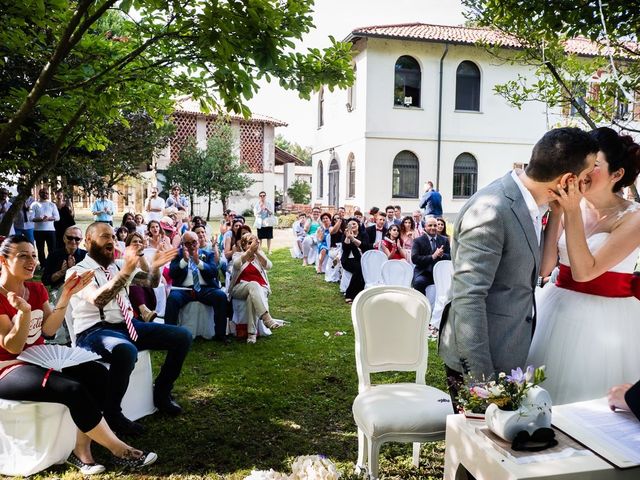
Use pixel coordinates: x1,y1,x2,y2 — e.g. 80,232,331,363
312,23,640,215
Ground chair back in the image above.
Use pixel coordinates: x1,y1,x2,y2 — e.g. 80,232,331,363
361,249,387,287
381,260,414,287
431,260,453,328
352,286,431,392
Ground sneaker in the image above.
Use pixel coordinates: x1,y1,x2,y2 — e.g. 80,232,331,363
66,452,106,475
113,450,158,469
153,392,183,416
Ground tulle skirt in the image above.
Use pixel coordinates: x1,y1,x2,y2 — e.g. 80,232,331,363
527,283,640,405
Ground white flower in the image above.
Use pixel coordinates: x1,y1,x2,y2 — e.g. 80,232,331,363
323,331,330,337
290,455,341,480
244,469,291,480
488,385,504,396
498,372,506,379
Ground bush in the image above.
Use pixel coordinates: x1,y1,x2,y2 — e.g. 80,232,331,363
241,208,254,218
277,213,297,229
287,179,311,204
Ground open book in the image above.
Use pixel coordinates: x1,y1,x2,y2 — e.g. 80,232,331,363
18,344,101,372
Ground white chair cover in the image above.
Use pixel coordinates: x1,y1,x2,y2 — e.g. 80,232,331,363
177,299,215,340
144,247,168,317
291,231,303,259
302,235,318,265
0,400,76,476
229,297,272,337
340,270,352,294
351,286,451,479
431,260,453,330
361,249,387,288
380,260,414,287
425,285,436,310
324,245,342,283
65,308,156,421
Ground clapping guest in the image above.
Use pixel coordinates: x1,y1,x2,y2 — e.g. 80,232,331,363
341,218,367,304
411,217,450,296
134,214,146,236
381,224,407,261
0,235,157,473
144,187,164,222
12,195,35,244
292,213,307,257
125,233,158,323
302,207,321,266
224,218,245,263
315,213,332,274
32,188,60,267
54,189,75,248
399,216,416,254
228,233,282,344
42,226,87,292
165,185,189,213
253,191,275,254
436,217,449,238
147,220,171,250
384,205,396,229
364,211,387,250
91,191,114,226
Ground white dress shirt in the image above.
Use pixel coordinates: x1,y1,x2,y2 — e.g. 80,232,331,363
67,255,140,335
511,170,547,245
31,201,59,231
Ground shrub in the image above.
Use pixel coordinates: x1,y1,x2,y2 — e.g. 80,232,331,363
287,179,311,204
241,208,254,218
278,213,297,229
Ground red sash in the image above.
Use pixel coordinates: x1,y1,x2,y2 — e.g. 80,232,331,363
556,264,640,300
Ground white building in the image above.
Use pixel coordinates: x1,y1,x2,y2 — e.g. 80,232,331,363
312,23,640,215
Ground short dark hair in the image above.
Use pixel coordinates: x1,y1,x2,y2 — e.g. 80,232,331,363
369,207,379,215
525,127,599,182
385,205,395,213
320,212,331,221
394,205,401,210
124,220,137,233
590,127,640,192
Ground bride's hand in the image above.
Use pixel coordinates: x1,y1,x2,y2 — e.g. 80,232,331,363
550,176,582,214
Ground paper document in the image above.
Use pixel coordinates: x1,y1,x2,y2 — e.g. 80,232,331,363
553,397,640,468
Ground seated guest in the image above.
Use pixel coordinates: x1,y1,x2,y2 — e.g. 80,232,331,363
160,216,181,249
366,207,379,227
147,220,171,250
302,207,321,266
436,217,449,238
68,222,187,435
364,211,387,250
134,213,146,236
165,231,228,344
193,224,214,253
120,213,134,228
399,216,416,254
0,235,157,472
316,213,333,274
609,381,640,420
292,213,307,256
125,232,158,323
228,233,282,344
341,217,367,304
411,217,450,296
413,210,425,236
232,225,252,257
381,224,408,261
393,205,403,225
224,218,245,262
384,205,397,229
42,225,87,293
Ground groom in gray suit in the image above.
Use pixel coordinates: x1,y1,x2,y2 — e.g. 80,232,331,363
439,128,599,398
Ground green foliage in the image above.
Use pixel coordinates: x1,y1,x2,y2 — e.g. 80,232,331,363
277,213,297,228
463,0,639,131
287,178,312,204
275,133,312,165
0,0,354,234
164,137,203,212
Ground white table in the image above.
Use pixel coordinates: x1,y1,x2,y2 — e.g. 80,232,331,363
443,413,639,480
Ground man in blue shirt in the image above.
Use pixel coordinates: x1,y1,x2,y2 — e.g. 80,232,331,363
419,181,443,217
91,192,115,225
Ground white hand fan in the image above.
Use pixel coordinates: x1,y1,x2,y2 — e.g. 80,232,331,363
18,344,101,371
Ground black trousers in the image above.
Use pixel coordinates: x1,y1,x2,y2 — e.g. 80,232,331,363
34,230,56,266
0,361,108,432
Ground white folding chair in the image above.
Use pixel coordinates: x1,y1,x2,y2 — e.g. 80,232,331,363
351,286,451,479
340,270,353,294
431,260,453,330
380,259,414,287
361,249,387,288
229,297,272,337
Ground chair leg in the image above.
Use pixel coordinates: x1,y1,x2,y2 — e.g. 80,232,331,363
367,438,380,480
412,442,421,468
355,428,367,474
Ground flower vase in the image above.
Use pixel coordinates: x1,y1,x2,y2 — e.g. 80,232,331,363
485,386,552,442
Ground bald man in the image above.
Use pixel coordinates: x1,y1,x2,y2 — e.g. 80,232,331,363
165,231,228,343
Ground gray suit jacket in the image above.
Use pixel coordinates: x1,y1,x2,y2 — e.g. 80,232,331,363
439,172,541,379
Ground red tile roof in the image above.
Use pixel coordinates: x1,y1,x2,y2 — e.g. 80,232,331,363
173,97,287,127
348,23,637,58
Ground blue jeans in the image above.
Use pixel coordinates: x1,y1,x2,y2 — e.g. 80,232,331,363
14,228,35,244
76,320,192,417
165,287,228,339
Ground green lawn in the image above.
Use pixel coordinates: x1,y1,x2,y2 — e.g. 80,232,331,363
34,249,447,479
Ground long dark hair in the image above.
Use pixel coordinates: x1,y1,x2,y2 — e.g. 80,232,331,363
590,127,640,192
0,235,31,258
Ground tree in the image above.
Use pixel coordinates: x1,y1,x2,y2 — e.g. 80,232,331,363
463,0,639,132
0,1,354,234
275,134,312,165
287,179,312,204
164,138,203,216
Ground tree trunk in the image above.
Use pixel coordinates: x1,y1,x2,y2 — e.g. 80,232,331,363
206,193,212,221
221,195,228,214
190,193,194,217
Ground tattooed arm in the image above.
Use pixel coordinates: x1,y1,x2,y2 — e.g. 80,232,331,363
131,247,177,288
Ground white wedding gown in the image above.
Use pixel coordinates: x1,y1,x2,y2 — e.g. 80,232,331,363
527,230,640,405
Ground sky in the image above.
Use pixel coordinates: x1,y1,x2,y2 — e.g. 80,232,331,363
246,0,466,148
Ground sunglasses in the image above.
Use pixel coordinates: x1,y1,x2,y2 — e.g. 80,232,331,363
511,427,557,452
183,240,198,247
65,236,82,242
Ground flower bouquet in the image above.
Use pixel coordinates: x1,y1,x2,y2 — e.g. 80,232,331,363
456,365,546,418
244,455,340,480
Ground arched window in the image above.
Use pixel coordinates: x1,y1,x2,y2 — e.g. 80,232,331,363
455,61,481,111
392,151,419,198
394,56,421,107
347,153,355,198
318,87,325,127
453,153,478,198
317,160,324,198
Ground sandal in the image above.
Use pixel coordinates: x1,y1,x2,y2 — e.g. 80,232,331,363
345,298,353,304
247,334,257,344
262,318,282,329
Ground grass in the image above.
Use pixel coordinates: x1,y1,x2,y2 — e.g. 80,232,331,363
29,249,447,480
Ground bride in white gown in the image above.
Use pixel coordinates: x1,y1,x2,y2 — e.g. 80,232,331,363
528,127,640,405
